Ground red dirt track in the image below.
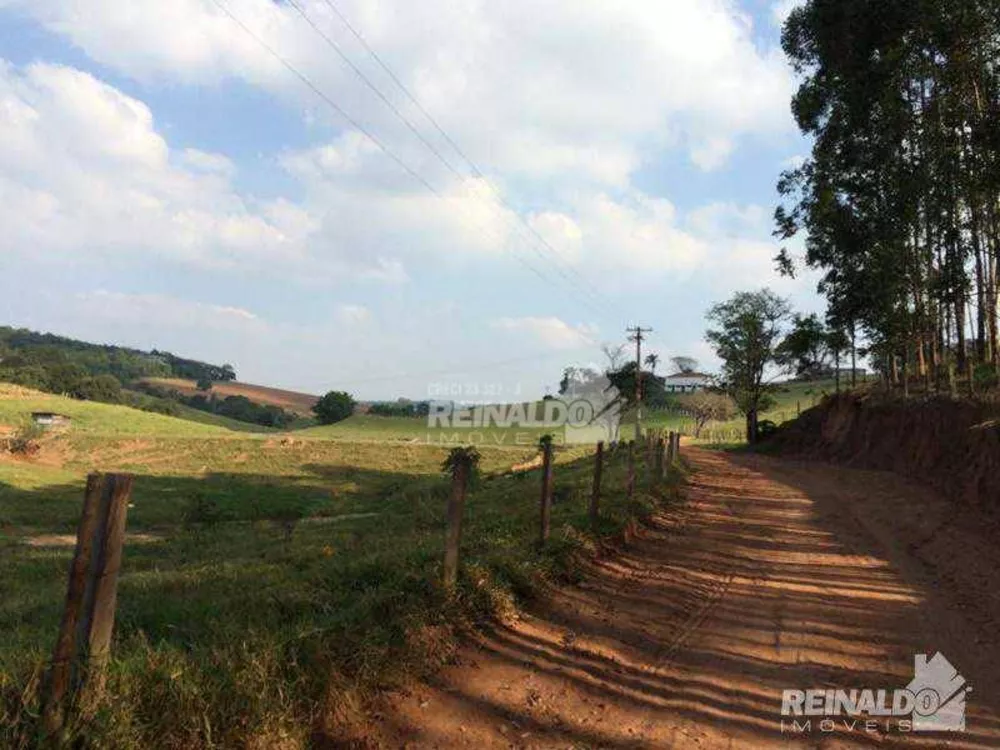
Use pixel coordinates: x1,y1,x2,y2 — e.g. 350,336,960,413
381,447,1000,748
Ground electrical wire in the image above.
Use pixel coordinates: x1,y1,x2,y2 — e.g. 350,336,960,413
207,0,608,318
287,0,620,317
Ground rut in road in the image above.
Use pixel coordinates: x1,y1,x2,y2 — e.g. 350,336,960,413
382,447,1000,748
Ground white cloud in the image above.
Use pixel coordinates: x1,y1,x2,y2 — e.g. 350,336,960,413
3,0,795,175
771,0,802,27
74,291,265,331
686,201,769,238
525,192,709,277
527,212,584,263
781,154,806,170
492,317,598,350
336,304,371,324
0,61,315,269
690,136,735,172
181,148,235,175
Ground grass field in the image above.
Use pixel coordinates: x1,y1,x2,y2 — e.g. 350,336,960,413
0,384,673,748
0,385,235,439
645,377,850,442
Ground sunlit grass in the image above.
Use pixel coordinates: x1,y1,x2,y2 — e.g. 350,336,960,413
0,387,673,748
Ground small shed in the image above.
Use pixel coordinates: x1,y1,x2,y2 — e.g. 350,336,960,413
32,412,71,428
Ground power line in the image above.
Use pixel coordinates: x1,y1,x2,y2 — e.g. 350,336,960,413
291,0,619,317
207,0,606,316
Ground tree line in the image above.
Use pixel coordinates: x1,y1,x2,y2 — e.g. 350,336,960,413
775,0,1000,393
0,326,238,405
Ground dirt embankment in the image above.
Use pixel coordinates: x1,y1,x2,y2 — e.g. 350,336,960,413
772,392,1000,512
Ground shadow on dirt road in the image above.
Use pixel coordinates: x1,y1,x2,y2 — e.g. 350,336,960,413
378,447,1000,748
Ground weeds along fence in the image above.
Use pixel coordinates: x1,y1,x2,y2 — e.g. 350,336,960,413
39,432,685,739
441,430,684,592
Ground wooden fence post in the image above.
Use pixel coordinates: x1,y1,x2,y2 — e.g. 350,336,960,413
43,473,133,733
75,474,133,711
645,431,656,485
539,438,554,543
626,440,635,500
654,435,665,485
43,475,104,734
673,431,681,461
443,460,469,591
589,441,604,525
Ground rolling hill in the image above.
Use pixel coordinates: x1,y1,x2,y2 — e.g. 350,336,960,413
139,377,319,416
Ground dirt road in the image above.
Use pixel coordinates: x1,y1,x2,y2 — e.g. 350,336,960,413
382,447,1000,748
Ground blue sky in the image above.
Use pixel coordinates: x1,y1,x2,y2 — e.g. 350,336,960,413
0,0,819,400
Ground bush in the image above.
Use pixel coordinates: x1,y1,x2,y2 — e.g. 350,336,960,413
7,421,44,456
72,374,123,403
313,391,356,425
757,419,778,440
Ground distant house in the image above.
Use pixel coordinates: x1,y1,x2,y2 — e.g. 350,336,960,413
31,412,71,428
663,372,712,394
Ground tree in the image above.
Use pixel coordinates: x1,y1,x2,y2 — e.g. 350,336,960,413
825,326,851,392
669,356,699,374
644,353,660,373
313,390,356,425
775,313,829,379
706,289,791,443
559,366,601,396
678,391,737,438
72,374,122,403
196,376,214,391
775,0,1000,393
605,362,666,409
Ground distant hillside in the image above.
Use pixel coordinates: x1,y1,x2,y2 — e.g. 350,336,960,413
0,325,237,392
0,325,297,428
140,377,318,417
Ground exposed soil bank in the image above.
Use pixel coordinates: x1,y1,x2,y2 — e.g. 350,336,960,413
771,392,1000,512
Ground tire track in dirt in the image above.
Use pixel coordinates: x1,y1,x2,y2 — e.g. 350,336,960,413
375,447,1000,749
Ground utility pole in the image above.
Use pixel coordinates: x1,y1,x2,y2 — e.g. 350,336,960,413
626,326,653,441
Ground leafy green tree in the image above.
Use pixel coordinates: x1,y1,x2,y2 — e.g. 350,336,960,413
776,314,829,379
46,363,88,395
677,391,737,438
313,390,356,425
825,326,851,391
72,374,123,403
775,0,1000,392
706,289,791,443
